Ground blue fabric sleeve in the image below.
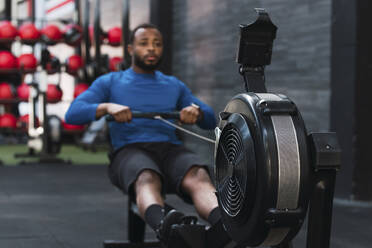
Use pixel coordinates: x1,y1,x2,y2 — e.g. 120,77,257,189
176,80,217,130
65,74,111,125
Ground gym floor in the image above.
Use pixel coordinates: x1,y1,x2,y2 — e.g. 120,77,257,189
0,164,371,248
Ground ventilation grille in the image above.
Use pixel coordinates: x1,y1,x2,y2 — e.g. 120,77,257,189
216,123,247,217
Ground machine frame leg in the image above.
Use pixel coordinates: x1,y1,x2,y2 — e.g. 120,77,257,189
306,170,337,248
306,132,340,248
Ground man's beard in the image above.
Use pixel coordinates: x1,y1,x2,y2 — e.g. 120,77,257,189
133,53,162,72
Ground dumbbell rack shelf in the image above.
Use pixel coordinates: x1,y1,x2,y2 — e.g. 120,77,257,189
0,99,24,104
0,68,36,74
0,38,16,44
0,128,27,135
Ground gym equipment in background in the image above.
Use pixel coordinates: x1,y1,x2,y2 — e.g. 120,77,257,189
81,0,94,84
17,53,38,72
65,54,84,75
41,23,63,45
17,114,39,131
41,48,84,76
107,26,122,46
9,1,85,164
46,84,63,103
0,113,17,130
109,56,123,71
1,18,82,47
0,50,18,71
0,21,18,43
18,22,41,45
92,0,110,78
63,23,83,46
0,82,14,100
80,0,128,83
14,80,66,164
73,82,89,98
16,82,30,101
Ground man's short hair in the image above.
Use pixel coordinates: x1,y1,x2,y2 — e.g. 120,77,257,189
129,23,160,44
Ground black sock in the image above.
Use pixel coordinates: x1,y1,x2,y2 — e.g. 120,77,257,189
207,206,222,226
144,204,165,231
207,207,232,246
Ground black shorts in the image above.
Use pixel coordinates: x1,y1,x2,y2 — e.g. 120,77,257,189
107,142,209,203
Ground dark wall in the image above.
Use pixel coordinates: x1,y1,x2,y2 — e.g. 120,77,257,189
172,0,332,172
351,1,372,200
330,0,356,198
331,0,372,200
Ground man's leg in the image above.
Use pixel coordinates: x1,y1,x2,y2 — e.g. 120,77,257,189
135,169,194,245
135,169,166,231
181,166,233,247
180,166,219,222
108,144,168,233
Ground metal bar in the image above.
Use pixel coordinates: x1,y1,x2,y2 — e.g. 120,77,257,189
128,194,146,243
241,66,267,93
4,0,12,20
94,0,101,69
105,111,180,122
122,0,130,66
74,0,82,56
31,0,35,22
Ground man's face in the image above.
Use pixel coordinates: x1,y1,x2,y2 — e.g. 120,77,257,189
129,28,163,71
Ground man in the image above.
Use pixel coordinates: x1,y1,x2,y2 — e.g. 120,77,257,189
65,23,227,246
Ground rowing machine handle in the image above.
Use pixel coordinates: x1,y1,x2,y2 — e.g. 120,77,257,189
105,111,180,122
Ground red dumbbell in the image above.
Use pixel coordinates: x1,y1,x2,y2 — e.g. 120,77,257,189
66,54,84,75
18,53,38,72
0,82,14,100
0,113,17,129
0,21,18,42
0,51,18,70
17,114,40,130
41,24,63,45
18,22,41,45
74,83,89,98
107,26,121,46
62,120,85,131
17,82,30,101
109,57,123,71
46,84,63,103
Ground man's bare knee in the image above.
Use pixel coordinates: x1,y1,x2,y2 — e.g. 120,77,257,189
134,170,164,217
135,169,162,190
182,166,213,193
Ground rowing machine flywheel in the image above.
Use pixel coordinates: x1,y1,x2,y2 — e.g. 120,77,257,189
215,93,311,247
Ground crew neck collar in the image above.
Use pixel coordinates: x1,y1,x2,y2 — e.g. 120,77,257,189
128,67,157,77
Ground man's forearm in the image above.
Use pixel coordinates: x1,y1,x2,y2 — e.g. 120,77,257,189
96,103,109,119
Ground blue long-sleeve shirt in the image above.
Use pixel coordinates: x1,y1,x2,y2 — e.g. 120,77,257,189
65,68,216,151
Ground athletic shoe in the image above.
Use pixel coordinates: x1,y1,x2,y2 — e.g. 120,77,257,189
156,209,198,246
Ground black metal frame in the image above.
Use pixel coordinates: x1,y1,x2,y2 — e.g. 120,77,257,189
150,0,173,75
0,0,12,20
103,194,163,248
306,133,340,248
121,0,130,69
